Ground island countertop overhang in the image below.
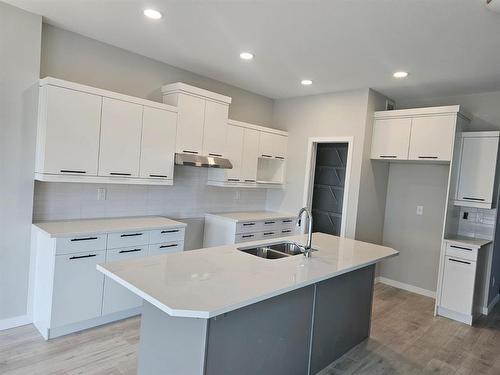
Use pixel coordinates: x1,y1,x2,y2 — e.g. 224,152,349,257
97,232,398,319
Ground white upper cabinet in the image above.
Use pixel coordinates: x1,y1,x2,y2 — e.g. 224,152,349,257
259,132,287,160
454,132,499,208
241,128,260,182
225,125,245,182
408,115,456,161
174,94,205,154
140,106,177,180
371,118,411,160
98,98,143,177
203,100,229,157
36,85,102,175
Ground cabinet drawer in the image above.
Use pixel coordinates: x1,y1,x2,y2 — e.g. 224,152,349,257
149,241,184,256
236,221,263,234
262,219,279,230
279,228,296,236
280,218,296,229
51,250,105,327
107,231,149,249
55,235,107,255
235,232,263,243
441,256,476,315
445,242,478,261
150,227,185,244
262,230,280,239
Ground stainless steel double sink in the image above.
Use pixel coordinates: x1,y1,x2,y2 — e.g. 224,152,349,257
238,241,316,259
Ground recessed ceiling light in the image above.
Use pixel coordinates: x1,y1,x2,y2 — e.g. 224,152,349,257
239,52,254,60
143,9,163,20
393,71,409,78
301,79,313,86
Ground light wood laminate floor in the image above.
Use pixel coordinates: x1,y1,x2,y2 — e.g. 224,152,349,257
1,284,500,374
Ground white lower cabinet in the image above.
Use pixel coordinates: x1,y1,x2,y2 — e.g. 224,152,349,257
149,241,184,255
440,256,476,315
102,246,147,315
51,251,105,327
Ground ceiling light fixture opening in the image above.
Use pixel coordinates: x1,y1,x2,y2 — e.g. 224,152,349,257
393,71,409,78
240,52,254,60
143,9,163,20
301,79,313,86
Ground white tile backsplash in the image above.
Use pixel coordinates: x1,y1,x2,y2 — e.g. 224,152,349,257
458,206,497,240
33,166,268,221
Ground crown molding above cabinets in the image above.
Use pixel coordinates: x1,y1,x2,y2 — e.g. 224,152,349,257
35,78,178,185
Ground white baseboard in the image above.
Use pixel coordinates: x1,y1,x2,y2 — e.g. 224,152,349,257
375,276,436,298
0,315,32,331
481,293,500,315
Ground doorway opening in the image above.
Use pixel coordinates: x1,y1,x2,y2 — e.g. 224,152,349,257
303,138,353,237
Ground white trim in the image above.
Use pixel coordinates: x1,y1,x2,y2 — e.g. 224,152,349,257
437,306,473,325
34,173,173,185
302,137,353,238
0,315,31,331
40,77,178,112
375,276,436,298
228,119,288,136
374,105,470,121
481,293,500,315
161,82,232,104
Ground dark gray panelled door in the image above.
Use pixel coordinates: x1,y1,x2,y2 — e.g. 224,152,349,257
311,143,348,236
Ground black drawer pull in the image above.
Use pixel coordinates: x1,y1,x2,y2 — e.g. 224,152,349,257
282,229,292,233
242,234,254,238
379,155,397,158
264,221,275,225
120,233,143,237
110,172,132,176
228,178,240,182
242,223,255,226
69,254,97,260
264,232,275,236
119,248,142,254
160,244,178,248
161,229,179,234
418,156,438,159
462,197,485,201
245,179,256,182
209,153,222,157
70,237,98,242
282,219,293,223
60,169,86,174
449,258,471,265
450,245,473,251
183,150,198,154
275,156,285,160
150,174,167,178
261,154,272,158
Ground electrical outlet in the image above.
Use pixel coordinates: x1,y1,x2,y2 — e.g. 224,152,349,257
416,206,424,216
97,188,106,201
235,190,241,200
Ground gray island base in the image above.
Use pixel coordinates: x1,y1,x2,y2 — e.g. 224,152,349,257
138,265,375,375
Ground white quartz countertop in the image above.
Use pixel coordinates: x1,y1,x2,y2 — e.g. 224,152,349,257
33,216,186,238
205,211,295,222
444,235,492,248
97,232,398,319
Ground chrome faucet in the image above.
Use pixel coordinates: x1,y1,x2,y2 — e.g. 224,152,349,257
297,207,313,258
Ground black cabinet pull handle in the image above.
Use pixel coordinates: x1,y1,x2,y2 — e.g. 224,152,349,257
282,229,292,233
60,169,86,174
418,156,438,159
264,221,275,224
450,245,473,251
245,179,256,182
69,254,97,260
183,150,198,154
282,219,293,223
449,258,471,265
119,248,142,254
209,153,222,157
110,172,132,176
242,234,254,238
379,155,397,158
149,174,167,178
261,154,272,158
462,197,485,201
160,244,178,248
161,229,179,234
264,232,275,235
120,233,143,237
70,237,98,242
228,178,240,182
242,223,255,226
275,156,285,160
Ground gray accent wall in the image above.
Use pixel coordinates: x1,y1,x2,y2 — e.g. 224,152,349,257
0,3,41,320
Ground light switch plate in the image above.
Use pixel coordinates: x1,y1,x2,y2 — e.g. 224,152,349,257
97,188,107,201
416,206,424,216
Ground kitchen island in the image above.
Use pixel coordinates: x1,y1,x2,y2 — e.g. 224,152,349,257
97,232,397,375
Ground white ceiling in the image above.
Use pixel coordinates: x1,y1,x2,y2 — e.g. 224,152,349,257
6,0,500,100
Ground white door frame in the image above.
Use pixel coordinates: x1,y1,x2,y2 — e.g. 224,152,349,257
302,136,354,238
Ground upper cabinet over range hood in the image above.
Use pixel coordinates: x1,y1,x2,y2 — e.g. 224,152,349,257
162,82,233,170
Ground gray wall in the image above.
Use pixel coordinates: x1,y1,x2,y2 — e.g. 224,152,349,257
0,3,41,321
380,163,449,293
41,24,274,127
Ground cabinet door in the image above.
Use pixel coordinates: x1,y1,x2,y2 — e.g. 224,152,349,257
51,251,105,327
457,136,499,204
225,125,244,182
203,101,229,157
241,129,260,182
98,98,143,177
176,94,205,154
102,246,146,315
408,115,456,161
275,135,288,160
259,132,275,159
370,118,411,160
41,85,102,175
140,107,177,179
440,256,476,315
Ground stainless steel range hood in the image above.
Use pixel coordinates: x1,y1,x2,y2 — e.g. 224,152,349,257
174,153,232,169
